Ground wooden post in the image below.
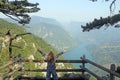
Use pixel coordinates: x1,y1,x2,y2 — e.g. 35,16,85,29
18,54,23,78
110,64,115,80
81,55,86,75
85,59,120,78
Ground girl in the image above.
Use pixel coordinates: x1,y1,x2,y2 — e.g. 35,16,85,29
37,49,66,80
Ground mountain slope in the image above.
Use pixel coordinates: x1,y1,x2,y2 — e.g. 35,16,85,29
25,16,77,51
0,19,73,78
0,19,57,77
87,41,120,65
0,19,57,59
86,41,120,75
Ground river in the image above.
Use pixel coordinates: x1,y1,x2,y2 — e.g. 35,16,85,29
63,40,93,68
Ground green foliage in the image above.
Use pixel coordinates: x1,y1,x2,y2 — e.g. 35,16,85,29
0,0,40,24
0,19,75,79
0,19,58,77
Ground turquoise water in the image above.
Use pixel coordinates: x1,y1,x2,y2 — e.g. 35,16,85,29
63,40,93,68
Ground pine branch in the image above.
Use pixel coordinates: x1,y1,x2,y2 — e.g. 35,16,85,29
81,13,120,32
0,0,40,25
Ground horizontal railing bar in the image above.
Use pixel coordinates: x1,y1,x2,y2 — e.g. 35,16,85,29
22,59,86,63
82,67,104,80
3,67,21,80
85,59,120,78
0,61,13,70
24,69,84,72
0,58,20,70
0,56,22,70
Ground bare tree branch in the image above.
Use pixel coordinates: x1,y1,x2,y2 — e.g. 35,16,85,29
110,0,117,14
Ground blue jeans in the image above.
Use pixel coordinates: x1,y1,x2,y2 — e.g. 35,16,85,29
46,69,58,80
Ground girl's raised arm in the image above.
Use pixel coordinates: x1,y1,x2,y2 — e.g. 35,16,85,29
56,49,66,58
37,49,46,58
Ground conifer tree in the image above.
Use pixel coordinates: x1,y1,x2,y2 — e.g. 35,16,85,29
82,0,120,32
0,0,40,25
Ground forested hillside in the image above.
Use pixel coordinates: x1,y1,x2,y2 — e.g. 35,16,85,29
87,41,120,75
0,18,57,60
0,19,73,78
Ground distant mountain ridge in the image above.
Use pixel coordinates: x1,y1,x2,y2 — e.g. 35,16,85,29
62,22,120,43
29,16,62,26
25,16,77,51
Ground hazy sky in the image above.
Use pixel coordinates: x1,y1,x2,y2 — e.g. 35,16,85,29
1,0,120,22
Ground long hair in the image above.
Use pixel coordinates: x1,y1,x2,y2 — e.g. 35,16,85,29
47,51,54,62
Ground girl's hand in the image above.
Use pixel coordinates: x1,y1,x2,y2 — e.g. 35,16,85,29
63,48,67,53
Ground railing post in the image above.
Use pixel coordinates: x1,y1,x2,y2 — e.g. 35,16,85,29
110,64,115,80
81,55,86,75
18,54,23,79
